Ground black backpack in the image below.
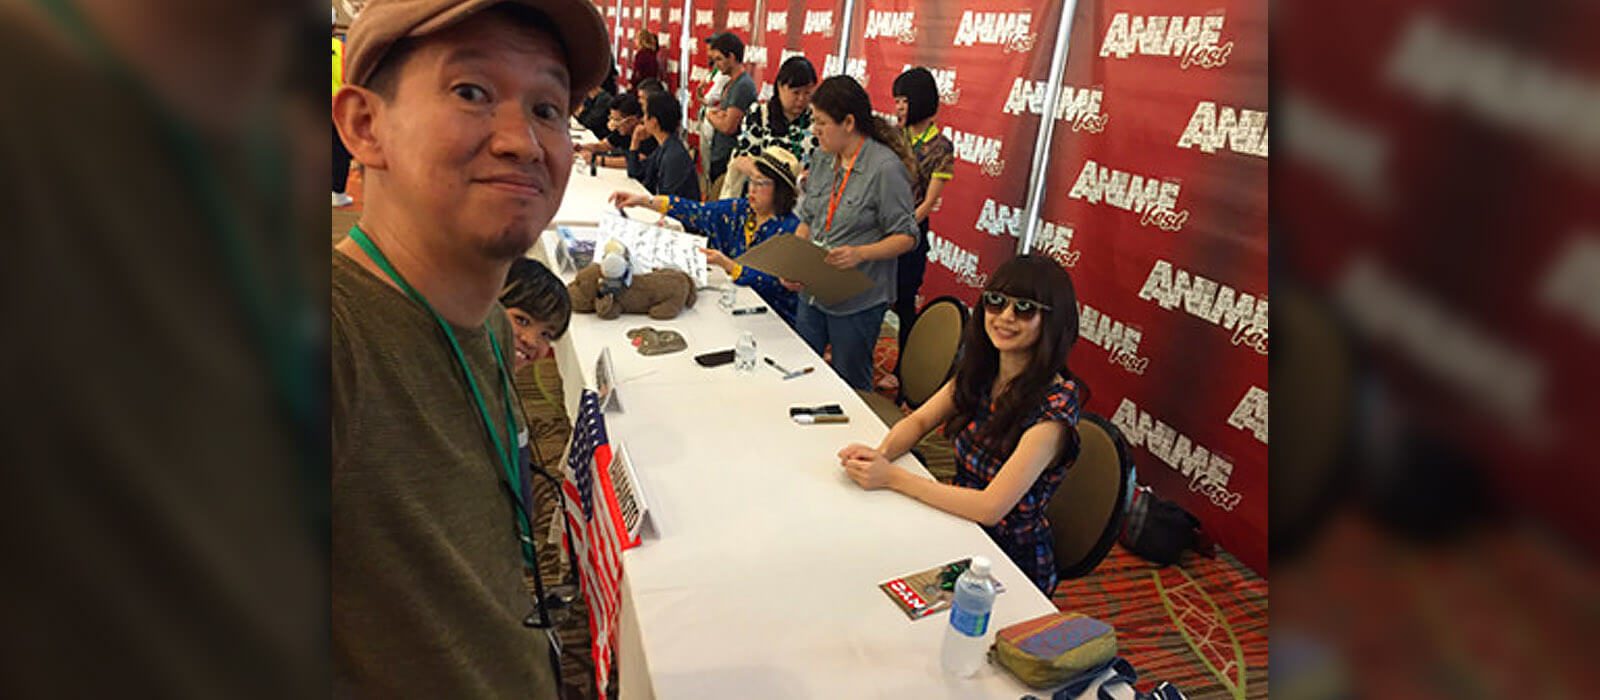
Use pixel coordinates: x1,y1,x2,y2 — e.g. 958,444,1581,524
1119,486,1212,566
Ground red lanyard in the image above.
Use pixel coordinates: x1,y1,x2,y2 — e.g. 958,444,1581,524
824,139,866,234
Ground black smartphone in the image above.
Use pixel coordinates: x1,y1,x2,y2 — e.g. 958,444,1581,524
694,349,736,367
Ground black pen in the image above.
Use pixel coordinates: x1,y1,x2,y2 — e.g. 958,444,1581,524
763,357,790,375
732,306,767,315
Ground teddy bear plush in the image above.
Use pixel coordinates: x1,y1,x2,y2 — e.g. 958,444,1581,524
568,260,697,320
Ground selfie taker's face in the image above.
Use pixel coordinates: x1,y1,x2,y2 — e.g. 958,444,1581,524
378,12,574,260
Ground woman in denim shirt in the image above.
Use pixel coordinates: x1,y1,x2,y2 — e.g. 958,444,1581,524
782,76,920,391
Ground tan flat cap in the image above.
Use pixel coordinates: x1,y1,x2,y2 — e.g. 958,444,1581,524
344,0,612,109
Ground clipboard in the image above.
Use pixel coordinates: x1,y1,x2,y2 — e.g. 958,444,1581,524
732,234,874,306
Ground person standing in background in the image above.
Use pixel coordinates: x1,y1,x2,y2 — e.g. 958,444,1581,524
890,67,955,351
702,30,756,194
630,28,660,87
783,76,919,391
725,55,818,198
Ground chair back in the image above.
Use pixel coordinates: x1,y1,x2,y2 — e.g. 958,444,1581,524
1045,412,1134,580
898,297,967,407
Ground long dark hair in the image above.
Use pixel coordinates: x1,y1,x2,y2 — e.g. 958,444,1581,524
943,255,1088,459
810,75,917,178
766,56,817,134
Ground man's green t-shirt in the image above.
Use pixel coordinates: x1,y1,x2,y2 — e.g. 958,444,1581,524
332,251,555,697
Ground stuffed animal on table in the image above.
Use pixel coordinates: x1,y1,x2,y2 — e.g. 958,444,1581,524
567,247,697,320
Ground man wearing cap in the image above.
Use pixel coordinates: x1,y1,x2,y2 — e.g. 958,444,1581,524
702,30,758,192
331,0,608,695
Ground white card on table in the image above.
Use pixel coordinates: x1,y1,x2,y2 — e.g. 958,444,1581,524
595,346,622,412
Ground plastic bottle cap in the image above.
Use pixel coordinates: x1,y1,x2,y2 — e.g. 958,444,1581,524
968,556,991,577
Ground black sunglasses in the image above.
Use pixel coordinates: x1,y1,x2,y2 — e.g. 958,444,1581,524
981,291,1052,319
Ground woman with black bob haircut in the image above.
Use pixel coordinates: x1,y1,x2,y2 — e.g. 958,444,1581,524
837,255,1088,594
889,67,957,352
784,75,920,391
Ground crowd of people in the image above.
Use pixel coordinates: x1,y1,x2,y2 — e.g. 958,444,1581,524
332,0,1085,694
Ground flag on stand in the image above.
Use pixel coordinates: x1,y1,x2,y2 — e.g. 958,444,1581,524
561,389,625,699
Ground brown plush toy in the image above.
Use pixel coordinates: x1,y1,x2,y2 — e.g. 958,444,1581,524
568,263,697,320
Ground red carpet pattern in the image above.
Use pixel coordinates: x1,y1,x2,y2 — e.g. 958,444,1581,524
1052,545,1269,699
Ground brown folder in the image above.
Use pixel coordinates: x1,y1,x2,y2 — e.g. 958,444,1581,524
733,234,875,306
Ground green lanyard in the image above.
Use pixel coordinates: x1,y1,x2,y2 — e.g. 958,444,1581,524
346,226,537,569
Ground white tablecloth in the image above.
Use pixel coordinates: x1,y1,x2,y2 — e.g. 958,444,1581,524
530,202,1058,699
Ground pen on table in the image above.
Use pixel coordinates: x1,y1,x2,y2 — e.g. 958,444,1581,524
793,413,848,424
763,357,790,374
787,366,815,379
732,306,767,315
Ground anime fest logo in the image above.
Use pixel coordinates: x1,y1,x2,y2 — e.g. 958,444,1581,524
766,10,787,34
1137,259,1269,355
902,64,961,105
694,9,713,26
1030,219,1080,269
823,55,868,85
669,7,682,24
974,198,1024,239
1077,303,1149,375
1067,159,1189,231
804,10,834,37
1111,398,1242,511
727,10,751,32
953,11,1036,53
942,127,1006,177
1100,13,1233,70
1002,78,1108,133
1229,386,1268,445
864,10,917,44
927,230,986,290
1177,102,1268,158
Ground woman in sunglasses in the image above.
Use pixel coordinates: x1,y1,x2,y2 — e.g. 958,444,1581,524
609,145,803,326
838,255,1086,594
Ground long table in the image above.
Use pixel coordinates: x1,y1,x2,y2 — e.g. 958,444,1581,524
532,182,1059,698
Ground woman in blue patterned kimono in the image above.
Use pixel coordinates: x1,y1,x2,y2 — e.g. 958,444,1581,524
609,146,803,327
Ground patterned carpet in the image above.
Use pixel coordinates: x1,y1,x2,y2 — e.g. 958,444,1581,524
1054,546,1270,698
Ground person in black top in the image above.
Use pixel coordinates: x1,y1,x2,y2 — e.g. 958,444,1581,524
574,66,617,141
577,92,655,169
627,90,700,200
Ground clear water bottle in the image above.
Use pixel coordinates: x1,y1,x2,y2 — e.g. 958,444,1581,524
940,556,997,677
719,285,738,311
734,332,758,373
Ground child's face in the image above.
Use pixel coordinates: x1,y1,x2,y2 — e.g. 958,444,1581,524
506,307,558,369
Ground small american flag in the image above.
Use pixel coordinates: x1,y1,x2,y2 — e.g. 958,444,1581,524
561,390,624,699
